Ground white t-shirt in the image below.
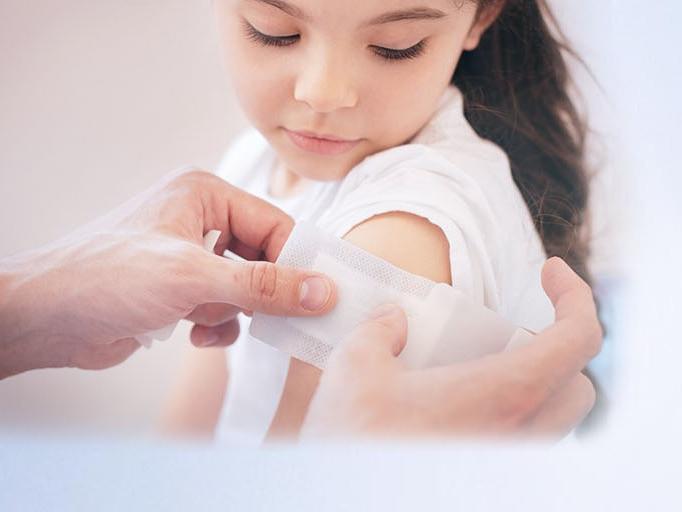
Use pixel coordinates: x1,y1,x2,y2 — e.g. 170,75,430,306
214,85,554,444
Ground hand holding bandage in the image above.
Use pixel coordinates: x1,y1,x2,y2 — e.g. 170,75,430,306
0,169,336,379
302,257,602,439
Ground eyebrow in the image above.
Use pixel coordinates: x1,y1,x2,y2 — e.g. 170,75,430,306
248,0,448,26
248,0,311,21
365,7,448,26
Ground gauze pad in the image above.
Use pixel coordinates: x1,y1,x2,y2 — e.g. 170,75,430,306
250,221,533,370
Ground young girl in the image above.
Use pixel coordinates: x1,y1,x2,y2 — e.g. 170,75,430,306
161,0,591,442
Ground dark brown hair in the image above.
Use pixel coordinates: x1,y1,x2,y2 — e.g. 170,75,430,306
453,0,592,284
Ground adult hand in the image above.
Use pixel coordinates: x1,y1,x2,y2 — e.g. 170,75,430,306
302,257,601,439
0,169,336,379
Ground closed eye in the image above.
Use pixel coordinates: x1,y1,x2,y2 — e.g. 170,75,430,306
242,20,299,47
242,20,427,62
370,40,427,61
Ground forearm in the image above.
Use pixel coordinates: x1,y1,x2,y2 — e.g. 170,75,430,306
159,347,229,438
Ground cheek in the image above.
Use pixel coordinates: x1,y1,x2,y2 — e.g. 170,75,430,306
229,62,282,132
222,29,290,132
363,53,459,146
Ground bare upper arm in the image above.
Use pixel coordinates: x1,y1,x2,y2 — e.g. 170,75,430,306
343,211,452,284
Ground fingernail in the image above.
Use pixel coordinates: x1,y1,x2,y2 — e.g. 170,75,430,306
299,276,332,311
370,303,402,320
197,333,219,347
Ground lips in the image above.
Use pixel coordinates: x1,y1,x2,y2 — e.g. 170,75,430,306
284,128,361,156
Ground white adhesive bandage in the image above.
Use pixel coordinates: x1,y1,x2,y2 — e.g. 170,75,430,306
249,222,533,370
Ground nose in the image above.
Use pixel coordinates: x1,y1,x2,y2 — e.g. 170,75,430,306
294,46,359,113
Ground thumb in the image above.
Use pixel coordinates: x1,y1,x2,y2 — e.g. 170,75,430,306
330,304,408,372
541,257,598,324
195,251,336,316
497,257,601,403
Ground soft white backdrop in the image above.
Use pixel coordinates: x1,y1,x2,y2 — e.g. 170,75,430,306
0,1,626,435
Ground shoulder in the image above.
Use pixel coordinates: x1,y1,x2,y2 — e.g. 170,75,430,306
319,145,489,291
317,142,539,306
319,143,505,241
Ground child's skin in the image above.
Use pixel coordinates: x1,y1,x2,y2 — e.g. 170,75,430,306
162,0,502,439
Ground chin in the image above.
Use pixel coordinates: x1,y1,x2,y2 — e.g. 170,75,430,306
281,152,353,182
296,164,350,182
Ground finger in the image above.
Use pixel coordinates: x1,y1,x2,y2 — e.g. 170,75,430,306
72,338,141,370
192,251,337,317
542,257,600,325
328,304,408,373
185,172,295,262
225,238,263,263
191,320,241,348
523,373,596,438
186,303,241,327
491,257,602,408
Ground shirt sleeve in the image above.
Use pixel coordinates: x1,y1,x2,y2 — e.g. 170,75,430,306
315,145,505,309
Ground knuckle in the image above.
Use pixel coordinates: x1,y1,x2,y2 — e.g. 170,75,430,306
168,168,214,195
495,376,546,429
172,167,210,184
247,261,280,305
497,398,530,430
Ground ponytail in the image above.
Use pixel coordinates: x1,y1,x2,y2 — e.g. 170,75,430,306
453,0,592,284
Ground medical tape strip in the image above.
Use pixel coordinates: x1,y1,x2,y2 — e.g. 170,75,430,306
250,221,534,370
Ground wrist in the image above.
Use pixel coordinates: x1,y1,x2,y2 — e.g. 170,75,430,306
0,247,66,379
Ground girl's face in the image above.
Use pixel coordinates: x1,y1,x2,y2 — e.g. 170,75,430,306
216,0,491,181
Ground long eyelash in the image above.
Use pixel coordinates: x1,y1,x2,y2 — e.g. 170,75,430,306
242,20,299,48
242,19,425,62
372,40,427,61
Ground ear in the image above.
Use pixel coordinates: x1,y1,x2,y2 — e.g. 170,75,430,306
463,1,505,51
